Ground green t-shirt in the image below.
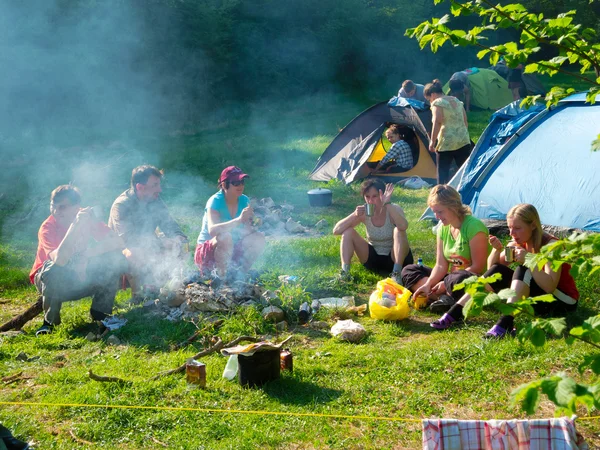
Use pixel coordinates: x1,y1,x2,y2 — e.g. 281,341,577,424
437,215,489,272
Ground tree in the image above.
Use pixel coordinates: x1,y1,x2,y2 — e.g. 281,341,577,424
405,0,600,150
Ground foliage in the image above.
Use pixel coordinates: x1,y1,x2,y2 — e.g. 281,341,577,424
454,233,600,416
406,0,600,149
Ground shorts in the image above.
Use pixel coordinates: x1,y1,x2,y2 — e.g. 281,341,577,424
363,245,414,274
485,263,577,316
194,239,244,274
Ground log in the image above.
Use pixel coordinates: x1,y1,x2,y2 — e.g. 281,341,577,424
88,369,130,385
0,297,43,332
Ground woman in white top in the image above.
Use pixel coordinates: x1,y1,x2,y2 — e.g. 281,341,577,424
333,179,413,283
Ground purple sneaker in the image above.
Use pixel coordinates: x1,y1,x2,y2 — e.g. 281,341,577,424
484,324,517,339
430,313,457,330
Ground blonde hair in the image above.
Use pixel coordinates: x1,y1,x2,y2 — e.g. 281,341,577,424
427,184,471,221
507,203,543,252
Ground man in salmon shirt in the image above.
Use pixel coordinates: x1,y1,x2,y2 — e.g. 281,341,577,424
30,185,127,336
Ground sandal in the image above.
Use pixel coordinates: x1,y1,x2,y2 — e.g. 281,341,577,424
484,324,517,339
430,313,458,330
428,295,456,314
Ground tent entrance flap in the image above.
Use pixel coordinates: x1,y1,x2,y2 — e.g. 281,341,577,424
367,137,388,162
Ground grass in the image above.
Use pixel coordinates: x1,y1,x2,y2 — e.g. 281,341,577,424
0,89,599,448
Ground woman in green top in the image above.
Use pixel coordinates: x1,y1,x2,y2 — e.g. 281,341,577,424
401,185,489,313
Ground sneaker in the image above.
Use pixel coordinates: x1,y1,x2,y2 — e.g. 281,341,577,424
484,324,517,339
429,294,456,314
430,313,459,330
389,271,402,285
332,269,353,284
35,321,54,337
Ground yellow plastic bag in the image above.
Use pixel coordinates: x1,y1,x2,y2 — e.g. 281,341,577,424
368,278,411,321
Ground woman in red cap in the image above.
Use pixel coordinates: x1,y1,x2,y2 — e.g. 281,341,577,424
194,166,265,281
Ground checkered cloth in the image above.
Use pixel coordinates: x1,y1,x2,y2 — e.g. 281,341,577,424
422,416,588,450
379,140,413,169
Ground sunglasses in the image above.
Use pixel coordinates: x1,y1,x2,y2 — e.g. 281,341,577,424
229,180,245,186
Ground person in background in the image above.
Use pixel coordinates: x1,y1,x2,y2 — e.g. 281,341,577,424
402,185,489,313
397,80,427,103
424,79,472,185
194,166,265,283
109,165,189,300
508,64,525,101
448,71,471,112
373,124,414,173
430,204,578,338
333,179,413,284
30,185,127,336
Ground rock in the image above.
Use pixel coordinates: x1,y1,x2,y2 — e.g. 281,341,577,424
262,305,285,322
262,290,279,302
168,290,186,307
281,204,294,212
16,352,29,362
285,218,305,233
275,321,288,331
315,219,329,230
85,332,98,342
106,335,121,346
142,299,158,308
241,300,257,307
264,212,281,226
261,197,275,208
309,321,330,330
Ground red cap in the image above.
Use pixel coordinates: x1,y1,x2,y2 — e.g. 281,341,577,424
219,166,249,184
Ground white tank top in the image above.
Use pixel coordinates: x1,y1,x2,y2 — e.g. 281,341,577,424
365,210,395,255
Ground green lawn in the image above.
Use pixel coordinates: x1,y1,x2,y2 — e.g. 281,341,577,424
0,91,599,449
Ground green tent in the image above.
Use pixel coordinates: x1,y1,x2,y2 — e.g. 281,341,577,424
444,68,514,110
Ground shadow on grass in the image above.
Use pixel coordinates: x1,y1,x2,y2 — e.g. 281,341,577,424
261,377,343,406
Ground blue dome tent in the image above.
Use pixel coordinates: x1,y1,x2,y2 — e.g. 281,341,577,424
421,94,600,232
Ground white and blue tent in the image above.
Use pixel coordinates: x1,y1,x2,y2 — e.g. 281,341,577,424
421,93,600,232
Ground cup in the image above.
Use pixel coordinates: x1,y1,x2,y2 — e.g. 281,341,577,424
365,203,375,217
505,246,515,263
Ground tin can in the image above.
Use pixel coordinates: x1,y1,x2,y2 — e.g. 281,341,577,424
280,349,293,372
365,203,375,217
505,246,515,263
186,359,206,388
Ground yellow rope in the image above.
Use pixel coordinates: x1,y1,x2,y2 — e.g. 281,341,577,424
0,401,421,423
1,401,598,422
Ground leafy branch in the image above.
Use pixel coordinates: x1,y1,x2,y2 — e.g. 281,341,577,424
405,0,600,146
453,232,600,415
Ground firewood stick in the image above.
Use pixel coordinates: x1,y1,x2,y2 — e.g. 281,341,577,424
173,319,224,350
0,296,43,332
88,369,130,384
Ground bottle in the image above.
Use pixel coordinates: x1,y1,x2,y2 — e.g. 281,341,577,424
298,302,311,324
417,257,423,267
280,349,293,372
311,299,321,314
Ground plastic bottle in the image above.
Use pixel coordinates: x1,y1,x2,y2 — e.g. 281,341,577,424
298,302,311,324
311,300,321,314
222,355,239,380
417,257,423,267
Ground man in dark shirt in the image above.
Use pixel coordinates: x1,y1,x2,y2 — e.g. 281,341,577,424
109,165,188,297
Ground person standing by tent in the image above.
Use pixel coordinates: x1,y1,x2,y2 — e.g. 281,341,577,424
333,179,413,284
194,166,265,283
507,64,525,101
373,124,414,172
430,204,578,338
425,80,472,185
397,80,427,103
448,72,471,112
402,185,489,313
